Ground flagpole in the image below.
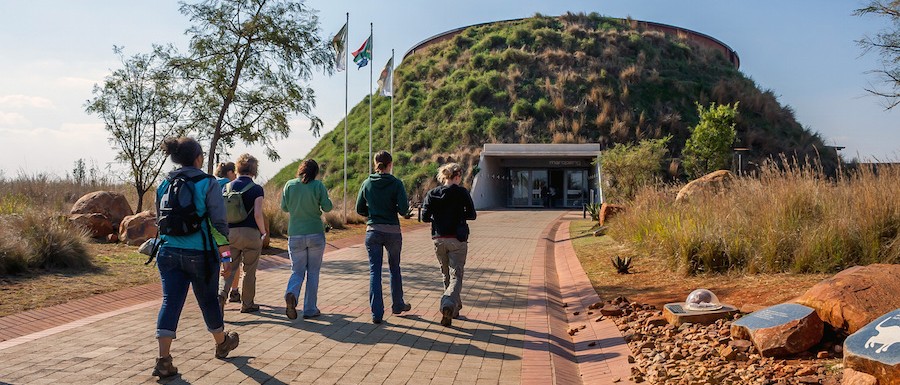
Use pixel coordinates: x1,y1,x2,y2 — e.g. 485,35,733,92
342,12,349,223
390,48,394,155
368,23,373,172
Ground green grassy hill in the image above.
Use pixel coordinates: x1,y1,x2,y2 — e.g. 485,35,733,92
271,13,827,199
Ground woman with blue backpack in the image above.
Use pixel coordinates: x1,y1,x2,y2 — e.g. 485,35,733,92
152,137,239,378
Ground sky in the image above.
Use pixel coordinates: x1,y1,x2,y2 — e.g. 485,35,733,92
0,0,897,182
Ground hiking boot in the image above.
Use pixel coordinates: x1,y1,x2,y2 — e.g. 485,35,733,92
215,331,240,359
240,304,260,313
392,303,412,315
440,306,453,327
285,293,298,320
228,289,241,303
152,355,178,378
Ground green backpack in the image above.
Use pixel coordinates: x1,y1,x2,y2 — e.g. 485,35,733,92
223,182,255,224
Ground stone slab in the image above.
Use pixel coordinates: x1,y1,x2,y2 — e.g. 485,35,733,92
732,303,824,357
844,309,900,385
662,302,738,326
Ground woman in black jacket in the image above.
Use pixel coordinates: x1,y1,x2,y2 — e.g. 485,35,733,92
420,163,476,327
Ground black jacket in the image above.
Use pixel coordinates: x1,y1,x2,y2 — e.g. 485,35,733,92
421,184,476,238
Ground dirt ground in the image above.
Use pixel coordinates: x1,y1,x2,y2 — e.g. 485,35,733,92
568,219,829,309
0,220,416,318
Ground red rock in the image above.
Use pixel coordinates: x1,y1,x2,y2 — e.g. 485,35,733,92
106,233,118,243
730,303,824,357
842,368,877,385
69,213,114,238
796,264,900,334
675,170,735,203
647,315,668,327
817,351,829,359
599,203,626,226
118,210,157,246
601,305,624,317
70,191,133,229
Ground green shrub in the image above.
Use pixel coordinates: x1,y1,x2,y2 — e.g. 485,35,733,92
682,102,738,178
600,136,671,202
511,99,534,119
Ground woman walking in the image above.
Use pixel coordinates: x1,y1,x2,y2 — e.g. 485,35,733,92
153,137,239,378
356,151,412,324
281,159,333,320
421,163,477,327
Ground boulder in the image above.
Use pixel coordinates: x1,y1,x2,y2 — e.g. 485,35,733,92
662,302,738,326
675,170,735,203
118,211,157,246
843,309,900,385
842,368,878,385
731,303,824,357
69,191,133,238
68,213,114,239
599,203,626,226
796,264,900,334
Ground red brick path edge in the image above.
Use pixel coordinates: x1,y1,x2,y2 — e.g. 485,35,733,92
521,215,636,385
0,222,430,346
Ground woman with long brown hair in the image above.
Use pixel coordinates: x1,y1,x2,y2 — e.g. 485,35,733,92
281,159,333,319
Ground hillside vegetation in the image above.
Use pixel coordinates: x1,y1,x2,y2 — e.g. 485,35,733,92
272,13,826,198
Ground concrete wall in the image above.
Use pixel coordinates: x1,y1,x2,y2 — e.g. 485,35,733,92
470,155,505,209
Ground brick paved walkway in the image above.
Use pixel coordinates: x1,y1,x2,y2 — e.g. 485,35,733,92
0,210,633,385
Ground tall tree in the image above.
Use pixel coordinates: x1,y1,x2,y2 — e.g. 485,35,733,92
855,1,900,109
682,102,738,178
176,0,334,172
85,46,191,212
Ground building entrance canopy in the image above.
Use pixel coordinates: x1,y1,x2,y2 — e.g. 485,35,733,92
471,144,602,209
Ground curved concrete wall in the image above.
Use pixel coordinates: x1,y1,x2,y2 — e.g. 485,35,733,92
403,16,740,68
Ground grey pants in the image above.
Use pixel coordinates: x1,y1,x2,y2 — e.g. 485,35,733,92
433,237,467,317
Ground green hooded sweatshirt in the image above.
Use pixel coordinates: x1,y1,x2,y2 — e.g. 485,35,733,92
355,173,409,226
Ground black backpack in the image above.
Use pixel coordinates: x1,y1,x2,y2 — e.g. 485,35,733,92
157,174,212,236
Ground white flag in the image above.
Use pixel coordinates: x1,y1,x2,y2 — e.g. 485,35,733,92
332,22,347,71
377,56,394,97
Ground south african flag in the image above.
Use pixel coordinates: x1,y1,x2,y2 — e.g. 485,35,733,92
352,34,372,69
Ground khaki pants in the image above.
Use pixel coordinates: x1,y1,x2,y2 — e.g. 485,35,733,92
433,237,467,317
220,227,262,309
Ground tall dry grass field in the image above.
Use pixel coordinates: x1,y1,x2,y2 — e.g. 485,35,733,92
261,187,367,238
0,174,139,275
609,162,900,275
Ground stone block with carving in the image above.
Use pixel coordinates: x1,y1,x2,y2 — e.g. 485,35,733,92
662,302,738,326
730,303,823,357
796,264,900,334
843,309,900,385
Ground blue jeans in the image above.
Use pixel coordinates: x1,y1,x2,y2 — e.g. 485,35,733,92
156,246,224,339
286,233,327,316
365,230,406,320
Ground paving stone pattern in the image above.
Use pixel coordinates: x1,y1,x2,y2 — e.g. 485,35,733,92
0,210,631,385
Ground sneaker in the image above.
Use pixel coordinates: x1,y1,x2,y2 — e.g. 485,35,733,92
440,306,453,327
302,311,321,319
215,331,240,359
392,303,412,315
285,293,298,320
240,304,260,313
152,355,178,378
372,318,382,324
228,290,241,303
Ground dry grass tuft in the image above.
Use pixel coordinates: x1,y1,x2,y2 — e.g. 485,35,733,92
609,161,900,275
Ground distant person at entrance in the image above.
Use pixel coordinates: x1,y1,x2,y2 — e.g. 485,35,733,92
421,163,477,327
219,153,267,314
281,159,333,320
356,151,413,324
153,137,239,378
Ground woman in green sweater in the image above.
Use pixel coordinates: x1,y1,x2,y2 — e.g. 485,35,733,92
281,159,333,320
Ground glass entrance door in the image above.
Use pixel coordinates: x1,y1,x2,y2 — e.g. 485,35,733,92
509,169,548,207
565,170,587,207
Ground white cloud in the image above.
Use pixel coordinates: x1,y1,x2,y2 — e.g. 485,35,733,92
57,76,100,89
0,112,30,127
0,95,55,109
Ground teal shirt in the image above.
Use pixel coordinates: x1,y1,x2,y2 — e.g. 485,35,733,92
355,173,409,226
156,168,228,251
281,178,333,235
